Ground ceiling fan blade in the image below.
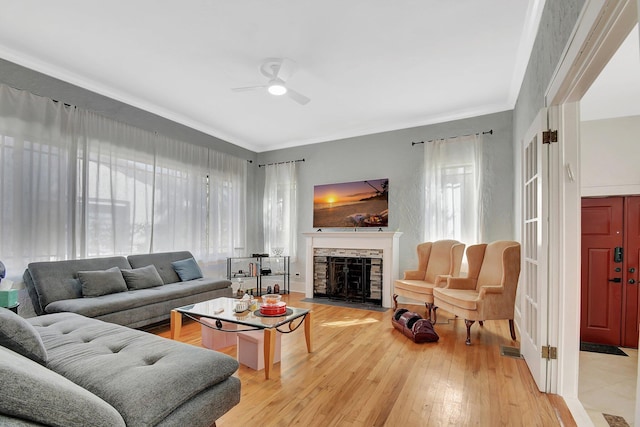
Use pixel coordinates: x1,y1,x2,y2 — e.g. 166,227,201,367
286,88,311,105
231,85,266,92
276,58,296,82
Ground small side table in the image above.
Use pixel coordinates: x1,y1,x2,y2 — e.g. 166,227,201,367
4,303,19,314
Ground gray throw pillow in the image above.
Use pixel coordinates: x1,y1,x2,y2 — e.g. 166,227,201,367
171,257,203,281
78,267,128,297
0,307,47,365
121,264,164,290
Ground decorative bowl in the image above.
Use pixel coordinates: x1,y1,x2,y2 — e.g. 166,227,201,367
260,301,287,316
261,294,282,306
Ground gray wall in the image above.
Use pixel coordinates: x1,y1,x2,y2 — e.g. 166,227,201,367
510,0,585,243
257,110,514,280
0,58,254,160
513,0,586,150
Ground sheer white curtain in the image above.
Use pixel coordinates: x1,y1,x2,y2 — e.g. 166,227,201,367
0,83,248,280
424,134,483,245
206,150,247,262
76,110,157,256
263,162,298,260
151,134,209,256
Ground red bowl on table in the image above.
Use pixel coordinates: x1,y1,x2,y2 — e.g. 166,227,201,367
260,294,287,316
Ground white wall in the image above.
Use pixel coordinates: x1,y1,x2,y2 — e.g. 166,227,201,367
581,115,640,196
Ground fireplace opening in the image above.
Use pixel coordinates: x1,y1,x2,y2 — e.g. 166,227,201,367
313,254,382,306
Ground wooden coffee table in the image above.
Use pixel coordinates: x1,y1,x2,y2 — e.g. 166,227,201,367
170,297,312,379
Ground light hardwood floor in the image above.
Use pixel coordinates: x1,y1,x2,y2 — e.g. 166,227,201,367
152,292,575,427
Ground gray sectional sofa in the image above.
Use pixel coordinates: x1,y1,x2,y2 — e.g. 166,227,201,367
0,307,241,426
23,251,232,328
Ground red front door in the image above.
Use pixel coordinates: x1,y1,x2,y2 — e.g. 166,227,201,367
623,197,640,347
580,197,624,346
581,196,640,348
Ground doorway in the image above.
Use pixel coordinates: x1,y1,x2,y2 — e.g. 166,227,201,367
581,196,640,348
540,0,639,423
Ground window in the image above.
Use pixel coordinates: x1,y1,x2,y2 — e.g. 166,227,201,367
0,84,247,279
424,134,483,245
263,162,298,260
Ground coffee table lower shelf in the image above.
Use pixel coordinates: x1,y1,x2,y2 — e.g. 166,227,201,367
170,303,312,380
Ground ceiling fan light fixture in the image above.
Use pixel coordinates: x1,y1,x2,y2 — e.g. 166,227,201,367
267,82,287,96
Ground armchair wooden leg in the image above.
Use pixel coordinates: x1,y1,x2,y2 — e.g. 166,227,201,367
509,319,516,340
464,319,475,345
393,294,398,310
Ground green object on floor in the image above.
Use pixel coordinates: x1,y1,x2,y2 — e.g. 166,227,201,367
0,289,18,307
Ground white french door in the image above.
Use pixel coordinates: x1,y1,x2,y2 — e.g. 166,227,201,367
520,109,551,392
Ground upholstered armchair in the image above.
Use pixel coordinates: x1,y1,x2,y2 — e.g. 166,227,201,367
393,240,465,319
432,240,521,345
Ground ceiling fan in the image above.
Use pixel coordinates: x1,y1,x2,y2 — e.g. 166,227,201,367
232,58,311,105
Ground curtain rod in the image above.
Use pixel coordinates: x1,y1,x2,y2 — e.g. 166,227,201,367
258,158,305,168
411,129,493,146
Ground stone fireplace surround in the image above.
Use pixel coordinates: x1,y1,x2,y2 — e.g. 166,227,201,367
313,248,383,304
303,231,402,308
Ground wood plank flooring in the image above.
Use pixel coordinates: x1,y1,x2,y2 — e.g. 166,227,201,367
152,292,576,427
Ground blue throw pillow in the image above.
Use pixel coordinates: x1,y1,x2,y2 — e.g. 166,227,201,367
171,258,203,281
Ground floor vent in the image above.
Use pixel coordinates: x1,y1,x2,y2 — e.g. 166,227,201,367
603,413,630,427
500,345,522,358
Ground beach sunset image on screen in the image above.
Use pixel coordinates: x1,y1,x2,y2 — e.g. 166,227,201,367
313,178,388,228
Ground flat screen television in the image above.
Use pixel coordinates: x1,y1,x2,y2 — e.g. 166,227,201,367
313,178,389,228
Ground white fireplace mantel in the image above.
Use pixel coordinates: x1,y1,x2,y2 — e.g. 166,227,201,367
303,231,402,308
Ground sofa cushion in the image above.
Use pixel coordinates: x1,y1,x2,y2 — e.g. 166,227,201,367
121,264,164,290
0,307,47,365
0,414,46,426
0,345,125,427
44,278,231,318
433,288,479,311
127,251,195,284
24,257,132,314
78,267,128,297
172,257,204,281
394,279,437,294
30,312,239,427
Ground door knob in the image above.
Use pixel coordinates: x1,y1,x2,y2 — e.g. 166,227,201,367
629,279,636,284
630,268,636,273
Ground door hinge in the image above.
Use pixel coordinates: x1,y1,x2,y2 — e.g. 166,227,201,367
542,130,558,144
541,345,557,360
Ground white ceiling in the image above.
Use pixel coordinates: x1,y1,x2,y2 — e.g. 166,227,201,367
0,1,544,152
